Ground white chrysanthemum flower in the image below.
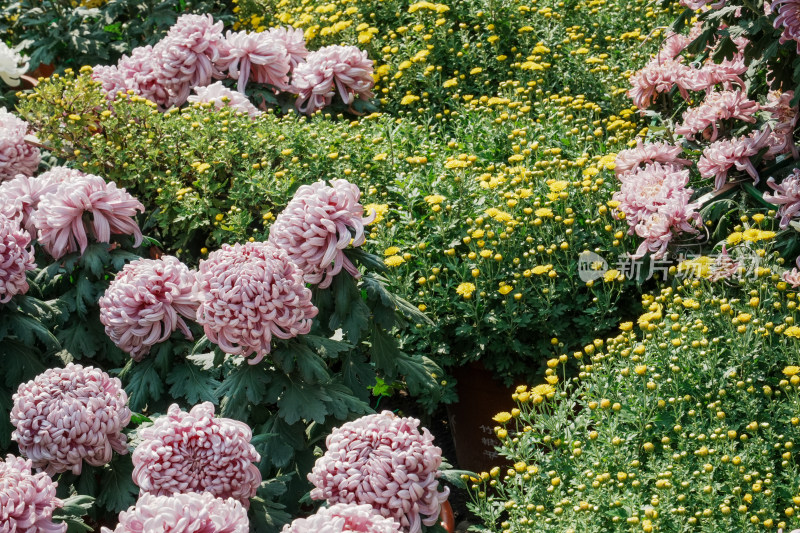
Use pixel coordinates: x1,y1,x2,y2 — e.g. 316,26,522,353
0,42,28,87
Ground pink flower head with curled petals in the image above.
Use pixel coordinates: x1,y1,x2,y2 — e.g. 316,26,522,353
627,58,704,110
0,166,78,236
34,171,144,259
10,363,131,476
131,402,261,506
269,179,375,288
100,492,249,533
187,81,262,118
675,90,759,141
267,26,309,69
222,30,291,92
282,503,402,533
92,64,129,99
116,46,171,107
0,454,66,533
783,267,800,287
99,256,198,360
291,45,375,115
763,90,799,158
0,108,40,182
0,214,35,304
697,128,772,189
156,14,229,107
308,411,450,533
764,170,800,229
614,141,691,178
195,242,317,363
773,0,800,52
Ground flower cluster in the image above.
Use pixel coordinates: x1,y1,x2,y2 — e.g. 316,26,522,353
0,108,40,182
195,241,317,363
34,170,144,259
10,363,131,475
0,454,66,533
101,492,249,533
308,411,449,533
0,214,35,304
282,503,402,533
269,179,374,288
93,15,371,114
131,402,261,505
99,256,197,360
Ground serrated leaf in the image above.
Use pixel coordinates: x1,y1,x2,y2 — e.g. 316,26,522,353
277,381,329,424
58,319,101,359
302,335,352,358
217,362,272,418
79,243,111,278
123,358,164,412
318,382,371,420
167,361,221,404
342,351,375,402
96,458,137,513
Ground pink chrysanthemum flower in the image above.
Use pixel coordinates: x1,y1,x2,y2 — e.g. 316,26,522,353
282,503,402,533
675,90,759,141
697,128,771,189
269,179,374,288
0,108,40,182
764,170,800,228
0,454,66,533
10,363,131,475
698,54,747,90
773,0,800,52
0,214,35,304
632,201,702,258
783,267,800,287
99,256,198,360
34,171,144,259
156,14,228,107
131,402,261,506
708,244,740,282
100,492,249,533
222,31,291,92
116,46,171,107
627,58,705,109
195,241,317,363
267,26,309,70
0,166,78,236
291,45,375,115
308,411,450,533
614,141,691,178
187,81,262,118
92,64,129,99
763,90,799,158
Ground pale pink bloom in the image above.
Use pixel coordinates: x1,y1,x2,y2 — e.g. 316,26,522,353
292,45,375,114
675,90,759,141
282,503,402,533
117,46,171,107
188,81,262,118
0,108,40,182
156,14,229,107
614,141,691,178
308,411,450,533
627,58,704,109
222,30,291,92
267,26,309,70
632,201,701,258
680,0,725,8
92,64,129,98
655,31,691,62
708,244,739,282
269,179,374,288
131,402,261,506
195,242,317,363
101,492,249,533
10,364,131,476
763,90,799,158
99,256,198,360
0,214,35,304
783,267,800,287
34,171,144,259
698,53,747,90
614,163,693,226
764,170,800,228
773,0,800,52
0,166,77,236
697,128,772,189
0,454,66,533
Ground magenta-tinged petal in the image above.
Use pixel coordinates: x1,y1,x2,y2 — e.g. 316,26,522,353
0,454,66,533
0,214,35,304
0,108,40,181
291,45,374,115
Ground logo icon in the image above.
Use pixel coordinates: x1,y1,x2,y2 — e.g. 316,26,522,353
578,251,608,282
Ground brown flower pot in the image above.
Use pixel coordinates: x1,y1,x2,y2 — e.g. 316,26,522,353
440,500,455,533
446,361,518,473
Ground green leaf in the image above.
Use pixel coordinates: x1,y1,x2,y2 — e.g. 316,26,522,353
96,458,138,513
342,351,376,402
79,243,111,278
302,335,352,359
217,362,271,419
328,273,370,343
167,361,221,404
123,358,164,412
273,343,330,384
277,380,329,424
57,319,101,359
318,382,371,420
